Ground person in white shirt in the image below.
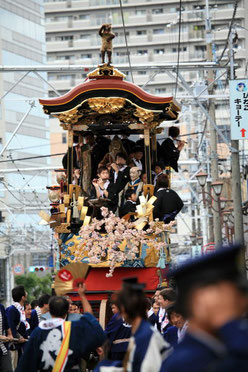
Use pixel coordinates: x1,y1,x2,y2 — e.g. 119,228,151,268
153,161,165,187
158,288,177,335
129,146,144,172
167,304,188,343
91,166,119,213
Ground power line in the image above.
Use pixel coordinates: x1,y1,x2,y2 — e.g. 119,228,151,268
7,141,61,152
216,0,238,63
0,152,64,164
119,0,134,83
174,0,183,98
8,153,48,210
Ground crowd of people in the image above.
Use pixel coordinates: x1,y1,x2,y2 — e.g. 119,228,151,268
1,244,248,371
61,127,185,222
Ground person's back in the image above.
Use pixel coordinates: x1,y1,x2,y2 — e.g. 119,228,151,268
16,286,106,372
160,126,184,173
128,318,170,372
153,175,183,222
105,312,131,361
17,313,105,372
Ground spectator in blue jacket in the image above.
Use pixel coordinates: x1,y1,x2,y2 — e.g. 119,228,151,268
0,303,13,372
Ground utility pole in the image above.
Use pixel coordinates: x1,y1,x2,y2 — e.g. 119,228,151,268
228,29,244,246
205,0,222,245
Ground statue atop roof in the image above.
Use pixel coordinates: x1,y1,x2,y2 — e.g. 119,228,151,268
99,24,115,65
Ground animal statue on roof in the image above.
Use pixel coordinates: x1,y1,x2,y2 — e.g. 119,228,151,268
99,23,115,65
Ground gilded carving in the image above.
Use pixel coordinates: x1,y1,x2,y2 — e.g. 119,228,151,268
88,97,126,114
87,64,126,79
133,107,154,123
54,223,71,233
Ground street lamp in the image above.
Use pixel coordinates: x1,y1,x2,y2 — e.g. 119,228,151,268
220,197,227,210
196,172,208,187
222,212,229,223
211,181,223,197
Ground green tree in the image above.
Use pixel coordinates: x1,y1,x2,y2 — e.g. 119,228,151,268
15,273,52,302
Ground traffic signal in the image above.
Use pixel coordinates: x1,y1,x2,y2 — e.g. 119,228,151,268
29,266,46,273
35,266,44,272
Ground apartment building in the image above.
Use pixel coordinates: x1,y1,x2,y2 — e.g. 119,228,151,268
0,0,52,299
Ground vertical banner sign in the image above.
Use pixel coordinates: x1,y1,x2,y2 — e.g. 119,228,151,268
229,79,248,140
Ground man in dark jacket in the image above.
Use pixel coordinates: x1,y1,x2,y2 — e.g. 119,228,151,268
160,127,184,172
153,175,184,223
109,152,130,192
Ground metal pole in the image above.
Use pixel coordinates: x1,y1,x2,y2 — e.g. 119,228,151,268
0,71,30,102
34,71,61,97
0,101,35,157
205,0,222,245
229,29,244,246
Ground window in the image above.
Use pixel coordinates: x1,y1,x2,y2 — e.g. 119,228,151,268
193,5,205,9
79,14,89,20
172,47,187,52
153,28,164,34
80,34,90,39
135,9,146,15
152,8,164,14
48,74,56,80
136,30,146,35
64,55,75,60
81,53,92,59
195,45,206,51
57,74,75,80
193,25,205,31
154,48,164,54
62,133,67,144
56,55,75,61
54,16,67,21
155,88,166,93
56,35,73,41
137,50,148,55
116,51,127,56
137,71,147,75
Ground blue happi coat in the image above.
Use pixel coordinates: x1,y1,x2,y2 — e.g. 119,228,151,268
95,319,171,372
16,312,106,372
164,319,248,372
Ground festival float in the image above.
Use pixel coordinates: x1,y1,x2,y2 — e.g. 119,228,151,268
39,25,180,322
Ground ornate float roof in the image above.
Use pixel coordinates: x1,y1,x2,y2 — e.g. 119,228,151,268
39,64,180,131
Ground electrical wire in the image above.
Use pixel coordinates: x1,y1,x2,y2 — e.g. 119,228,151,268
174,0,183,97
119,0,134,83
7,141,62,152
8,153,48,209
0,152,64,164
216,0,238,63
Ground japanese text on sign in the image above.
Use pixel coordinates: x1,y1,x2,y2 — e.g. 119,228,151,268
229,80,248,140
